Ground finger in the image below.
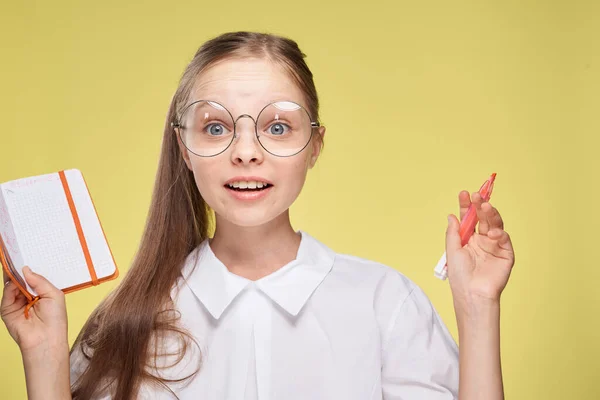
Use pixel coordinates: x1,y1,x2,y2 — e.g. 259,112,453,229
1,280,19,308
1,281,27,316
22,266,62,300
485,204,505,231
458,190,471,221
472,192,491,235
446,214,462,253
489,228,514,253
475,233,514,260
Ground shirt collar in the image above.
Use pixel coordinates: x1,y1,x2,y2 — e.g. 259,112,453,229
181,231,335,320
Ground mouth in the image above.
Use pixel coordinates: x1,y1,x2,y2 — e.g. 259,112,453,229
224,180,273,192
223,178,274,201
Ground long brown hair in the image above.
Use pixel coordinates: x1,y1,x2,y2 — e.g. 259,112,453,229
70,32,322,399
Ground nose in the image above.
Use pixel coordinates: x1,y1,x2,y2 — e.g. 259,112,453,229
229,114,264,165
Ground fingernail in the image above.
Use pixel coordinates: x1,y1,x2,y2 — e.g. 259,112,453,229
23,266,31,274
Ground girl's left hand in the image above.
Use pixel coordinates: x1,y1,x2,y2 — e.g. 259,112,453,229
445,191,515,308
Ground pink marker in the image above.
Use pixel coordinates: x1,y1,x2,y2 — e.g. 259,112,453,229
434,173,497,280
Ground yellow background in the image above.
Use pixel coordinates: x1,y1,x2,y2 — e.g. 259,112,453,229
1,1,598,398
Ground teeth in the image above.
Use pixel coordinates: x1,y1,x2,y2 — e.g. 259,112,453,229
227,181,270,189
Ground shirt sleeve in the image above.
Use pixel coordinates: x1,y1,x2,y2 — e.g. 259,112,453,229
381,284,459,399
69,344,113,400
69,343,90,388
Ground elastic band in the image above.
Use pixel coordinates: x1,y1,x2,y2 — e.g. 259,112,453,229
59,171,98,286
24,297,40,319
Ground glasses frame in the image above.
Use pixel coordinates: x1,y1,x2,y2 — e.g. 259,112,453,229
171,99,321,157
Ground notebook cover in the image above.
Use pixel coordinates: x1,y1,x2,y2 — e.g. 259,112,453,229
0,169,119,301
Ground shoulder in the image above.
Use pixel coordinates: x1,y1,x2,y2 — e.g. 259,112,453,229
322,245,439,334
301,231,419,302
328,250,417,300
303,230,412,291
318,240,420,312
329,251,455,351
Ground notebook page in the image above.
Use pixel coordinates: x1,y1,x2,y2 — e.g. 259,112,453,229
3,173,91,294
63,169,116,279
0,189,26,288
0,233,27,289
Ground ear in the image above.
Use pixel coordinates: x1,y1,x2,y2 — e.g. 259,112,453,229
173,126,193,171
308,126,326,169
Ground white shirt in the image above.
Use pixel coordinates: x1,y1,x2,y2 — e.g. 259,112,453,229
71,231,459,399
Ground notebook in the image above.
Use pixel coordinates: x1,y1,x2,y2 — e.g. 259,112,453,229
0,169,118,302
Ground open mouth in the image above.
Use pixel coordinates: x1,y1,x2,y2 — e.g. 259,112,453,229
225,182,273,192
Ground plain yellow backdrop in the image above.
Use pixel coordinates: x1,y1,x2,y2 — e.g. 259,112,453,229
1,1,598,398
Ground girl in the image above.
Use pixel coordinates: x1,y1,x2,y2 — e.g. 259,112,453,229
1,32,514,400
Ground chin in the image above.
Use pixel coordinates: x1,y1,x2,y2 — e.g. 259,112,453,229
217,207,285,228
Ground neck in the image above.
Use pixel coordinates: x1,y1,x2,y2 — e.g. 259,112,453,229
209,210,301,280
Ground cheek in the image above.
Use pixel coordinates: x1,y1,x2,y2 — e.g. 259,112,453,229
275,157,311,196
187,159,222,200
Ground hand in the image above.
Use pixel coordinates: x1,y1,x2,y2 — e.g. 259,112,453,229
445,191,515,309
1,267,68,353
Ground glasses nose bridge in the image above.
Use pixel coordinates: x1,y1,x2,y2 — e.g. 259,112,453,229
233,114,258,139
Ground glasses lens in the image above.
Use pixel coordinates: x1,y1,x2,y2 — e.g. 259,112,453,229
179,101,234,156
257,101,313,156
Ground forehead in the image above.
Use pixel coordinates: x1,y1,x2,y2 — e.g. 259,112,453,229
191,58,306,115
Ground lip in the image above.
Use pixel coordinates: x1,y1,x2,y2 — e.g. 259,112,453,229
224,176,274,202
224,176,273,186
225,185,273,201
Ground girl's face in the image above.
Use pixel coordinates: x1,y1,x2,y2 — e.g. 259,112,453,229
176,58,325,228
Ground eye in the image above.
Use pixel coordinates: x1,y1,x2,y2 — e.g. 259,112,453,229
268,123,289,136
205,123,229,136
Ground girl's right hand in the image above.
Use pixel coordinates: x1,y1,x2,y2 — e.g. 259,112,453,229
1,266,68,354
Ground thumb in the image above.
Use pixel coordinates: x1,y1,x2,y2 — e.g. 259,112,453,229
22,266,61,299
445,214,462,254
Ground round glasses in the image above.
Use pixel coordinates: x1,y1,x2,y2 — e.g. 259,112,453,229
172,100,320,157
